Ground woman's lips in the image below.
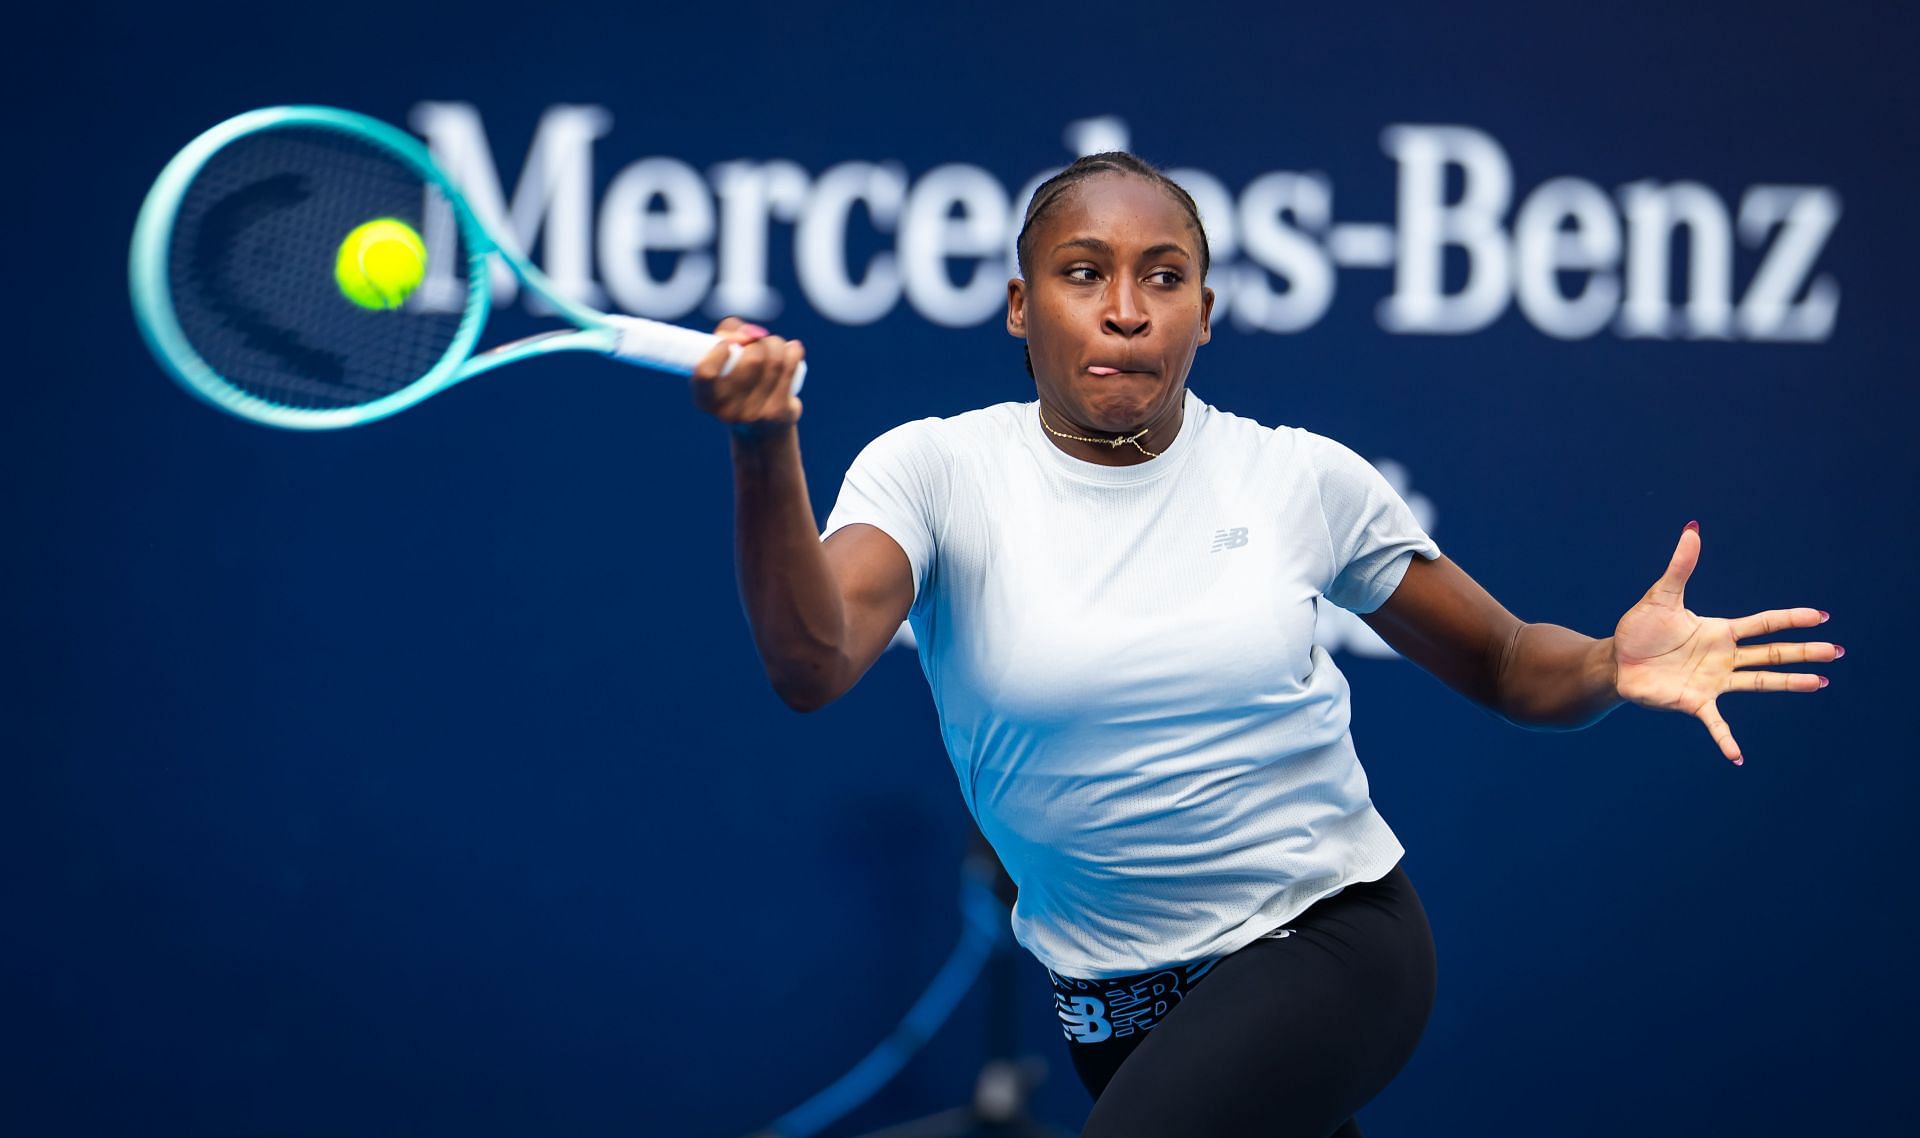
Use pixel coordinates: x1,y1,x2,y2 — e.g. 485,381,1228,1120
1087,366,1122,376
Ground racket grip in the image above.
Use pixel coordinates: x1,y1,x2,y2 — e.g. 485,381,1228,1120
607,315,807,396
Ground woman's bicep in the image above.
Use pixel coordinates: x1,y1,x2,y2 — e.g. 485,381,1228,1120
823,522,919,684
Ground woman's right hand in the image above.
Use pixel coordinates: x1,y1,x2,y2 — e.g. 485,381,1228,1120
691,316,806,437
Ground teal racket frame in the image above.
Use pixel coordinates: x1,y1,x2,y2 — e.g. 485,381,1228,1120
130,105,694,431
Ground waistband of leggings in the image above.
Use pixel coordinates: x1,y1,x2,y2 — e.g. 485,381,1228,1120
1045,862,1414,989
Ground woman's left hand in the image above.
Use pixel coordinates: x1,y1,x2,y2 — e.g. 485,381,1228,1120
1610,521,1840,766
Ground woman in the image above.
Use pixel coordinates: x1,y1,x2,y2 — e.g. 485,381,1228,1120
689,153,1838,1137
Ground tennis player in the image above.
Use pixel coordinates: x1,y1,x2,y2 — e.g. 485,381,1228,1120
690,153,1838,1138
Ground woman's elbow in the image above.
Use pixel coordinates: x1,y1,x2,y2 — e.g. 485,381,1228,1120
774,684,835,714
768,663,851,713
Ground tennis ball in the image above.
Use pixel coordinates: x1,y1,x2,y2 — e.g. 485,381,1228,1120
334,218,428,310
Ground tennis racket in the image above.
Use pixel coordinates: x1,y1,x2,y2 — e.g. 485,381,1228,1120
129,104,804,431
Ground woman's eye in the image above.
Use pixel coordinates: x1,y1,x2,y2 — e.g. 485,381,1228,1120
1066,266,1099,281
1149,270,1183,286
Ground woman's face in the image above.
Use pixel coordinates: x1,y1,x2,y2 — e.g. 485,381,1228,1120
1008,173,1214,437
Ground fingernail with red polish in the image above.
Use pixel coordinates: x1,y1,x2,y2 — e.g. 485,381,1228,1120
1685,520,1700,533
1818,676,1830,688
1733,757,1744,766
1819,610,1831,623
1833,645,1845,658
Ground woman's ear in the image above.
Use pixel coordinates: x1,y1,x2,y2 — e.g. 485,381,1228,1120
1198,285,1215,345
1006,276,1028,338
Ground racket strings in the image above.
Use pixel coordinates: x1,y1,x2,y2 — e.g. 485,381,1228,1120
166,127,471,411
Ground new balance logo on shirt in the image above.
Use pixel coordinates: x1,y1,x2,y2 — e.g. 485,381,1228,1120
1210,527,1249,551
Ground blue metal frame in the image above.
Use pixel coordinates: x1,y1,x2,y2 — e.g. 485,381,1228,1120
760,869,1009,1138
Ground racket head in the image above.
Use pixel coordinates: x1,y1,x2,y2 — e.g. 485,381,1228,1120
130,106,496,430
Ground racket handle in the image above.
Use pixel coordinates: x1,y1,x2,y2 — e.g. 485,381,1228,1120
606,315,807,396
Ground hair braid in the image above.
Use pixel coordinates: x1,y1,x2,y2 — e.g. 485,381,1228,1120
1015,152,1211,282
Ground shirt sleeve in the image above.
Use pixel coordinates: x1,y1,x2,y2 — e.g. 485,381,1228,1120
1308,431,1442,615
821,418,948,605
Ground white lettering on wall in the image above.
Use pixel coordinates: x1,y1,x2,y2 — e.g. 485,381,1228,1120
597,157,715,319
1379,125,1513,335
795,162,908,326
1737,186,1842,342
1618,180,1736,339
1513,177,1622,340
1236,172,1335,333
900,164,1012,328
708,160,811,321
404,104,1844,344
408,102,609,311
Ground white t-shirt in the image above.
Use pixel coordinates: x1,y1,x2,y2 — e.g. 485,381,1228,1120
821,389,1442,978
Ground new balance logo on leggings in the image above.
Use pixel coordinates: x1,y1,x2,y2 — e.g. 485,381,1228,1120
1048,958,1219,1044
1057,996,1113,1043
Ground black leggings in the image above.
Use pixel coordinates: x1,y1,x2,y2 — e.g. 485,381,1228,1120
1045,863,1436,1138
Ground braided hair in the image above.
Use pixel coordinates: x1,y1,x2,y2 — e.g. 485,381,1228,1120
1015,152,1211,283
1014,152,1211,377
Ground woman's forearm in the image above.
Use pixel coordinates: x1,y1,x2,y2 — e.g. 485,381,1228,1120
1495,623,1624,731
730,425,851,710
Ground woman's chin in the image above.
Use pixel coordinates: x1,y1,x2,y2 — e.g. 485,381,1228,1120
1078,391,1168,432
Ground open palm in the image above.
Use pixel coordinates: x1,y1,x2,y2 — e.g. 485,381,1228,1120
1612,522,1840,765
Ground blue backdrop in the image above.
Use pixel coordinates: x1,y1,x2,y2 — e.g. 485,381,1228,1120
11,2,1914,1135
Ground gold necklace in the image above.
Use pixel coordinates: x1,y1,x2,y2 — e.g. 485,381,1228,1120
1038,406,1161,458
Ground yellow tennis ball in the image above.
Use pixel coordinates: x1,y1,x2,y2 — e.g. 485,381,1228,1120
334,218,428,310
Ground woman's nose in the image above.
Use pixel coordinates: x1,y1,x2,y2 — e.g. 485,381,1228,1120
1104,280,1149,337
